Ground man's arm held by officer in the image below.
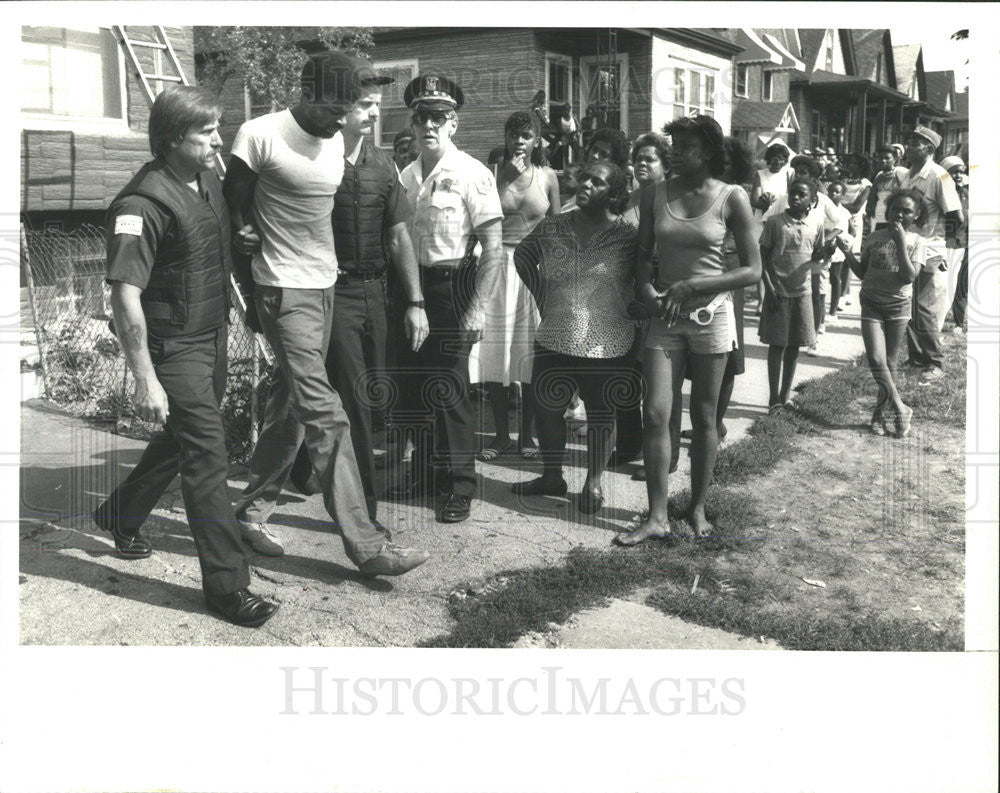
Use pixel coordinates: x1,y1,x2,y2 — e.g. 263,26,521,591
222,155,263,331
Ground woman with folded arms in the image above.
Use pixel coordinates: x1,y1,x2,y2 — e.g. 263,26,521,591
512,161,637,514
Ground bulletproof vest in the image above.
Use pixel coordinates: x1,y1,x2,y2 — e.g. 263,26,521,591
112,159,232,337
332,141,395,272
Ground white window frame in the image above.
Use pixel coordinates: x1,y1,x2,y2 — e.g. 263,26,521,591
544,51,574,116
372,58,419,150
670,59,721,120
579,52,630,135
735,63,748,98
20,26,130,133
243,85,276,120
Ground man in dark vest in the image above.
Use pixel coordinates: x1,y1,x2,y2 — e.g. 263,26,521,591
94,85,278,628
288,68,429,520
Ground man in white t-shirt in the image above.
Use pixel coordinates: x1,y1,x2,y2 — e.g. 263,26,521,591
897,126,964,382
224,51,428,577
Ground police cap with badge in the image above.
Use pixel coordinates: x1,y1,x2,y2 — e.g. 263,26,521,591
404,73,465,111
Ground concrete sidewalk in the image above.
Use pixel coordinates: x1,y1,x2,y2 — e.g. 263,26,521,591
18,295,866,647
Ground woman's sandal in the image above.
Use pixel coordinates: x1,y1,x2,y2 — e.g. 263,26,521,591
614,523,671,547
577,488,605,514
476,438,514,462
520,446,540,460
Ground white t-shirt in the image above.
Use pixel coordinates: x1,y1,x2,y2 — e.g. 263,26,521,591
231,109,345,289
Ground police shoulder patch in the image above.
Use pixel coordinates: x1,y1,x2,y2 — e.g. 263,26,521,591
114,214,144,236
475,174,495,195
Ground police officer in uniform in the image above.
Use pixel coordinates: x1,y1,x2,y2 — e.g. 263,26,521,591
94,85,278,628
391,73,504,523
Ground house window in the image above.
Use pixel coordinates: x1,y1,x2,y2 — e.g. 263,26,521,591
244,85,274,120
21,26,124,123
373,59,418,149
580,53,628,134
545,52,573,121
735,63,748,98
671,61,720,119
823,30,835,72
762,71,773,101
811,109,822,150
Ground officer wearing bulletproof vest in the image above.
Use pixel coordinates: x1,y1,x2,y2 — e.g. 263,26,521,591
287,67,429,521
391,73,504,524
95,85,278,628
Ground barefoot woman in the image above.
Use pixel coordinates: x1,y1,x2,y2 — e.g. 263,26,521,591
617,116,760,543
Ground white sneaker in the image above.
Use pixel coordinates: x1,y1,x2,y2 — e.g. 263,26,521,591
806,343,819,357
952,326,965,335
238,520,285,556
817,323,826,335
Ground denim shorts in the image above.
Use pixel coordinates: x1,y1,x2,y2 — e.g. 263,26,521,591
644,299,734,355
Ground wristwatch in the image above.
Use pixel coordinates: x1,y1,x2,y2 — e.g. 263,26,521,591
408,300,425,309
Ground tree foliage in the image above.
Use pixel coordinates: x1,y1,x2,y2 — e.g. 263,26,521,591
195,26,374,108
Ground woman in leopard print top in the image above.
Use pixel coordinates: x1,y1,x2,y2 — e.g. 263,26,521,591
512,161,637,514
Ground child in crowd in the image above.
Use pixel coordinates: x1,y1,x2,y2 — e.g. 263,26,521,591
837,189,925,438
806,180,852,355
865,145,906,231
758,177,826,412
822,180,855,328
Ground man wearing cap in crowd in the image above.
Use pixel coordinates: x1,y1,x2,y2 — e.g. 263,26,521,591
96,85,278,628
390,72,504,524
223,50,429,576
392,129,417,173
287,64,429,523
897,125,964,383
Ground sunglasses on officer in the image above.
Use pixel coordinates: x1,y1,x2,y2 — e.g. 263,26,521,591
411,108,456,127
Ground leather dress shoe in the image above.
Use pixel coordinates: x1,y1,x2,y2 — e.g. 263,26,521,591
358,543,430,577
511,477,568,497
205,588,279,628
94,505,152,559
440,493,472,523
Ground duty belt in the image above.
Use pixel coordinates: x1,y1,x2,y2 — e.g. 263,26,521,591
419,259,466,281
337,269,384,282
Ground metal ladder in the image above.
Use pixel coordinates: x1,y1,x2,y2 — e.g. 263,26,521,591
111,26,186,104
111,25,274,367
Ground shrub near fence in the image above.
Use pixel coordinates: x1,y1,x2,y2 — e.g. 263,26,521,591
22,224,270,463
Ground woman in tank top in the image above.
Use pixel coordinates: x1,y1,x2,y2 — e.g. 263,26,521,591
470,111,560,461
616,115,761,546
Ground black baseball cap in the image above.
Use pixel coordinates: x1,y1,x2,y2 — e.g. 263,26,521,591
304,51,393,107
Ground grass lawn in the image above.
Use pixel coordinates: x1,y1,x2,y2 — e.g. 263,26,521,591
423,332,967,651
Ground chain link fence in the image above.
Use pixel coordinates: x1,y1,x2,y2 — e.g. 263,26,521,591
21,223,271,463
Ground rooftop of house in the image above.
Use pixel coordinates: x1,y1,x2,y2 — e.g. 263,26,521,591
732,100,794,129
925,69,956,110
